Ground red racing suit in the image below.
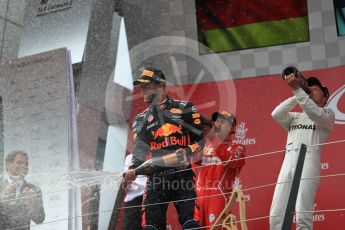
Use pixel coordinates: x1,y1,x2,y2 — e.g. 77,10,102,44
195,135,245,229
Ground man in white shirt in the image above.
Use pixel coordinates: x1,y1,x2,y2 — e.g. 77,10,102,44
269,74,335,229
122,153,147,230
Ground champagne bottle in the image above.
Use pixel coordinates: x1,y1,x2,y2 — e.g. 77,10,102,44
281,66,311,94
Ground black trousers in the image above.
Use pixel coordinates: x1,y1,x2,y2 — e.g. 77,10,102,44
122,195,144,230
142,170,197,230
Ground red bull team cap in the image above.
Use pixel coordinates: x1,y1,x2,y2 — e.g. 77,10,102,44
133,68,167,86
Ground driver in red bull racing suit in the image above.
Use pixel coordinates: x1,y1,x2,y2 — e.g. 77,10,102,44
123,67,204,230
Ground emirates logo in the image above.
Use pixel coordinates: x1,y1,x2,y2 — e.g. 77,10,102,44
233,122,256,145
235,122,248,139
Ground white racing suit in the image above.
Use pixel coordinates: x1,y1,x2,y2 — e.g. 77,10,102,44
269,88,335,230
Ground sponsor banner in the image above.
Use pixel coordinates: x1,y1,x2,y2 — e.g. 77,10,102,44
18,0,92,63
127,65,345,229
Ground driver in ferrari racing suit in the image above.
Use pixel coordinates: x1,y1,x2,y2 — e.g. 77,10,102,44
123,67,204,230
269,74,335,230
195,111,245,229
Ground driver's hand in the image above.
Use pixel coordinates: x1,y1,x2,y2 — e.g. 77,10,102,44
122,169,137,189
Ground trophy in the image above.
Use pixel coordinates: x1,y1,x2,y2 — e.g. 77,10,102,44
281,66,310,94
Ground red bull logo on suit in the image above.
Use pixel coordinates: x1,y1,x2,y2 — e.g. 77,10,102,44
151,123,187,150
153,123,182,139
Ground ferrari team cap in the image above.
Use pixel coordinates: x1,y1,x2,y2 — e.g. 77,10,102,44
307,77,329,99
212,111,237,125
133,68,166,86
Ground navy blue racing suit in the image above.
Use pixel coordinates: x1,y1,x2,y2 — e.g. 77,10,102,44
129,97,204,230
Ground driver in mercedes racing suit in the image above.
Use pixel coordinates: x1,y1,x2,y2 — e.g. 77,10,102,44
269,74,335,230
123,67,204,230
